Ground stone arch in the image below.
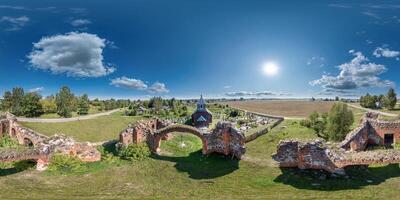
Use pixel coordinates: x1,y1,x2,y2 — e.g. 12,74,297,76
23,138,34,147
10,128,16,138
153,124,207,154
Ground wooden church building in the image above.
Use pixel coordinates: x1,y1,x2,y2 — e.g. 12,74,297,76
191,95,212,128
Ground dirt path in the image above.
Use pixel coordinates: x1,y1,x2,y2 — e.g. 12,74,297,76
346,104,397,117
16,109,122,123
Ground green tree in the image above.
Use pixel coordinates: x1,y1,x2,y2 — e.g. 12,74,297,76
56,86,75,118
384,88,397,110
1,91,13,111
40,96,57,114
326,103,354,141
22,92,43,117
77,94,90,115
11,87,25,116
148,97,163,113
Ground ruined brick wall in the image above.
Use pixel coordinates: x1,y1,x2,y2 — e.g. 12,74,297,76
340,112,400,151
0,112,101,170
274,139,400,174
204,122,246,158
368,119,400,145
117,119,246,159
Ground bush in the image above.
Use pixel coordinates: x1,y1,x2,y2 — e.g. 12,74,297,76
0,136,20,148
119,143,150,161
47,154,84,174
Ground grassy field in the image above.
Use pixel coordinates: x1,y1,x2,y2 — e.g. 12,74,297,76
35,106,108,119
20,111,144,142
225,100,336,117
1,118,400,199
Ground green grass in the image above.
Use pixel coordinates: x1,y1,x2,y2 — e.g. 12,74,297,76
20,111,144,142
38,106,108,119
2,117,400,199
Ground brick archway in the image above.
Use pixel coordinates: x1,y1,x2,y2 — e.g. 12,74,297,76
23,138,34,147
153,124,207,154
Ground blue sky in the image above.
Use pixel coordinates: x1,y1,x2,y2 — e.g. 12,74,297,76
0,0,400,99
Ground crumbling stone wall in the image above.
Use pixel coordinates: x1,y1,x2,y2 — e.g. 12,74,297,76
117,119,246,159
0,112,101,170
274,112,400,174
340,112,400,151
274,139,400,174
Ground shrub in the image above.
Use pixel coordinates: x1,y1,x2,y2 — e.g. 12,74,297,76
47,154,84,174
119,143,150,161
0,136,20,148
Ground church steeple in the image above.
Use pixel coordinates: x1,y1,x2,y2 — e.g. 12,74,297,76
197,94,206,110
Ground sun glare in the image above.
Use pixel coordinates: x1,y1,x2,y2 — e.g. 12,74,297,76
262,62,279,76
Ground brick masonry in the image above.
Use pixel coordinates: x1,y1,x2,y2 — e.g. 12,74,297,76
117,119,246,159
0,112,101,171
273,112,400,174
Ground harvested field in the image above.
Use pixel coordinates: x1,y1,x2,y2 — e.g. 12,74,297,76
225,100,335,118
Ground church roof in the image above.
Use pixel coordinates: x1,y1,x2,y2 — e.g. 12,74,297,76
196,115,207,122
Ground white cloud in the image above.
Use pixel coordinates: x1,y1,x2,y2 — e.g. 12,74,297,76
373,47,400,60
310,50,394,92
0,16,29,31
29,87,44,93
0,5,26,10
70,19,91,27
362,11,381,19
110,77,169,93
329,4,352,8
307,56,325,67
223,85,231,89
148,82,169,93
225,91,291,97
110,77,147,90
28,32,116,77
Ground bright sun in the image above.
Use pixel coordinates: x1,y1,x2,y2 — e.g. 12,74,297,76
262,62,279,76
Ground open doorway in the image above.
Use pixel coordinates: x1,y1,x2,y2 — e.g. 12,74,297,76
384,133,394,146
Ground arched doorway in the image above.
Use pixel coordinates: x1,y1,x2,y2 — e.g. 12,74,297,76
11,128,16,137
23,138,34,147
153,125,207,155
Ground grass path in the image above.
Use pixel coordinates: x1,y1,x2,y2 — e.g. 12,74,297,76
16,108,122,123
347,103,398,117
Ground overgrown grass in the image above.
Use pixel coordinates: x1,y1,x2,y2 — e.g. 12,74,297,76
20,111,144,142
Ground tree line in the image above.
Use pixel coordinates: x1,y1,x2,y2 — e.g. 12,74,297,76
0,86,130,118
360,88,397,110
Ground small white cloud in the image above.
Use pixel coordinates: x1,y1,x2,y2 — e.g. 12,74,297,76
0,16,29,31
307,56,325,67
148,82,169,93
373,47,400,60
362,11,381,19
225,91,291,97
110,77,147,90
28,32,116,77
29,87,44,93
0,5,26,10
70,19,91,27
70,8,87,14
223,85,231,89
110,77,169,93
329,4,352,8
